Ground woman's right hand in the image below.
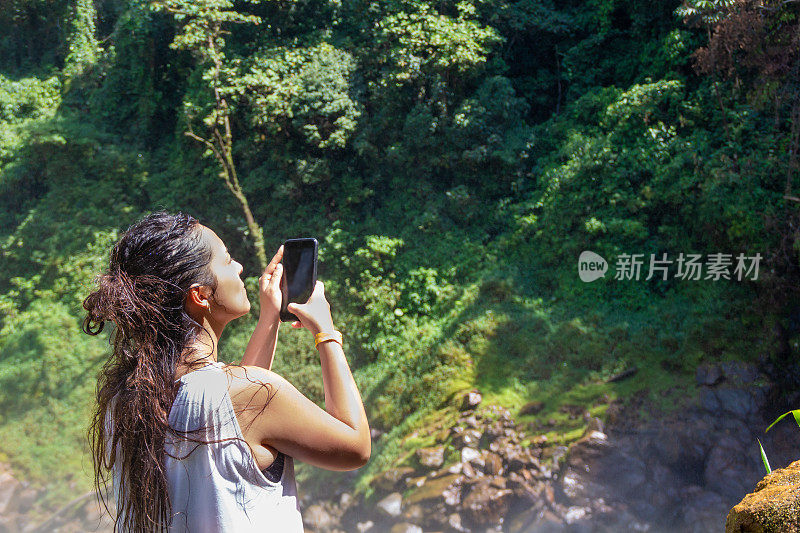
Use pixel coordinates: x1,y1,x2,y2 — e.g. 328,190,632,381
287,281,335,336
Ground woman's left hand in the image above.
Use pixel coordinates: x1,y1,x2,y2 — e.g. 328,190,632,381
258,245,284,321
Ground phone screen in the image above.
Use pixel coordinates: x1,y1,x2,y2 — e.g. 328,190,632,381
280,238,318,322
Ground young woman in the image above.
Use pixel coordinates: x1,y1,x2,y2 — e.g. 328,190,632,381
83,211,370,532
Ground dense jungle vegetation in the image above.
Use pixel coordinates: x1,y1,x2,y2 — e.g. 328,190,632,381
0,0,799,513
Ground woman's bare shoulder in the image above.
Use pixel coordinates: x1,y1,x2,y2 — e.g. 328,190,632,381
224,364,287,394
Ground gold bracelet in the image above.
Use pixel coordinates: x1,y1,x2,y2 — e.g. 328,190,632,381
315,330,343,349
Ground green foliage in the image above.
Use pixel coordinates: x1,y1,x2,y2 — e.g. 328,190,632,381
0,76,61,125
152,0,262,56
0,74,62,165
0,0,798,515
63,0,101,80
676,0,738,26
0,299,109,508
0,0,73,74
242,42,362,150
758,438,771,475
151,0,261,132
766,410,800,433
88,3,184,142
374,2,503,86
758,410,800,474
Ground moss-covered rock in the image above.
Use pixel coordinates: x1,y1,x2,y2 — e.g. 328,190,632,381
725,460,800,533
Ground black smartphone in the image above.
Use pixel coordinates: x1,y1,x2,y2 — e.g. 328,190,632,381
279,238,319,322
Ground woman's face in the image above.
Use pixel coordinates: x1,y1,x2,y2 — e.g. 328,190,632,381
197,225,250,320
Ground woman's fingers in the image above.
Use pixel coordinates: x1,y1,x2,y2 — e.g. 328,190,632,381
268,264,282,291
310,280,325,299
260,246,284,290
264,245,284,275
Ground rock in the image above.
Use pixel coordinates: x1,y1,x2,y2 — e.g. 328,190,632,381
704,435,758,501
402,503,424,523
489,436,512,454
405,474,427,489
612,455,648,499
377,492,403,518
558,404,585,419
460,477,515,529
702,386,757,417
519,401,544,416
462,461,477,478
448,512,469,532
726,459,800,532
561,467,602,508
523,509,566,532
442,478,463,506
484,423,505,443
452,427,483,448
389,523,422,533
0,513,21,533
0,472,21,514
463,414,480,428
489,476,507,490
548,445,568,467
696,363,723,386
356,520,374,532
483,451,503,476
507,474,543,504
701,388,723,412
461,447,483,465
716,387,757,416
584,415,604,433
605,366,639,383
416,446,445,469
529,435,548,448
303,503,334,530
566,431,611,469
562,429,647,506
9,488,37,515
375,467,416,492
405,474,461,507
506,447,536,473
647,461,683,511
443,462,463,475
461,390,483,411
339,492,353,509
650,418,712,469
720,361,759,384
681,486,729,533
504,503,543,532
563,506,590,524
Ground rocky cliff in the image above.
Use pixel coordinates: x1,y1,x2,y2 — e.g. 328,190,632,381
2,361,798,532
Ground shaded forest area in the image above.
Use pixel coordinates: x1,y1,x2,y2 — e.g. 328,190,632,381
0,0,799,512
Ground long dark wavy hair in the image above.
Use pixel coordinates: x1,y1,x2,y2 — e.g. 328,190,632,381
82,211,271,532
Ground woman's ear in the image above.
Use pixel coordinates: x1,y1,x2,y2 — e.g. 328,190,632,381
186,284,211,311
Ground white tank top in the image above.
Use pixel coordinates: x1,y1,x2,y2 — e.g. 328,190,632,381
109,361,304,532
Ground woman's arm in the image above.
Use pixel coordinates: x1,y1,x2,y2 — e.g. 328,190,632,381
243,281,370,470
240,313,280,370
240,246,283,370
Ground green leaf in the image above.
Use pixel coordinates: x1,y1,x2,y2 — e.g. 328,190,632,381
757,438,771,475
765,409,800,433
